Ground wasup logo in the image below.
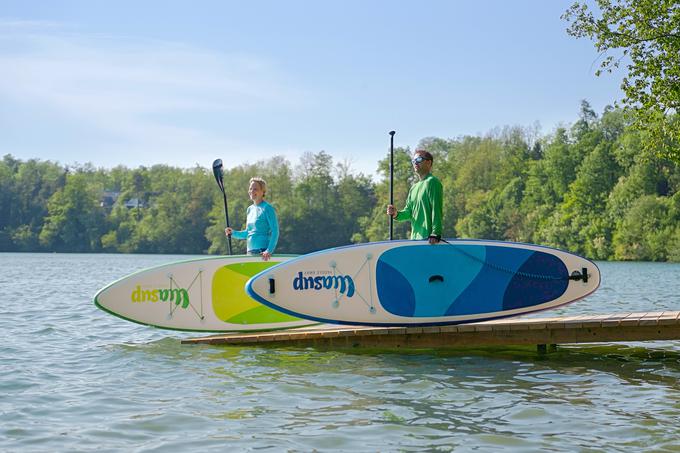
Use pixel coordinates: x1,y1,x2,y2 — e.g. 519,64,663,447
130,285,190,309
292,272,355,297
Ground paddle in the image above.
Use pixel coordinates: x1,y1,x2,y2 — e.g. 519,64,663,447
212,158,233,255
389,130,395,240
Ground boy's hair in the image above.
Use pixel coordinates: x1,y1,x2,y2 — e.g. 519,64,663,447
249,177,267,195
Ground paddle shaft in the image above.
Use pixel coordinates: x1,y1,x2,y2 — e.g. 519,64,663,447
389,130,395,240
221,188,233,255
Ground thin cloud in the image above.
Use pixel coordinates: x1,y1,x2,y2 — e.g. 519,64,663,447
0,20,310,168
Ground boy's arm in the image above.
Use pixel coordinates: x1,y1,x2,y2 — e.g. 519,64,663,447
265,205,279,253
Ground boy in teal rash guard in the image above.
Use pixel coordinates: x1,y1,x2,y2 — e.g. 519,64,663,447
225,177,279,260
386,149,443,244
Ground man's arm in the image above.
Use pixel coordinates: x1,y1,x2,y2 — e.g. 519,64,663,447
394,187,413,222
429,179,443,239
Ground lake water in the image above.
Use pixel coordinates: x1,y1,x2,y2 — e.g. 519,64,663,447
2,253,680,452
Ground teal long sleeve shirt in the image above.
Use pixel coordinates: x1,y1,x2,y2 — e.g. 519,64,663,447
231,201,279,253
394,173,443,240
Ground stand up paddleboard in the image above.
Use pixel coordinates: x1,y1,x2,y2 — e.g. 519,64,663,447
94,255,315,332
246,240,600,327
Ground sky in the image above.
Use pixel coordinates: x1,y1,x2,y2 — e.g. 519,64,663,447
0,1,624,179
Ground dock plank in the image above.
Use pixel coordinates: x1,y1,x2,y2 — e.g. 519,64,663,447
181,311,680,348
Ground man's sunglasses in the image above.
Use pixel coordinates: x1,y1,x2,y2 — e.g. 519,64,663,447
411,156,430,164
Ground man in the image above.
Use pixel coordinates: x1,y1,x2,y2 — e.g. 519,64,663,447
386,149,443,244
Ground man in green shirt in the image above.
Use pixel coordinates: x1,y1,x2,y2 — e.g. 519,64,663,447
386,149,443,244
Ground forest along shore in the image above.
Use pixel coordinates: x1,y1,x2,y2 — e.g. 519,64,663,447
1,104,679,261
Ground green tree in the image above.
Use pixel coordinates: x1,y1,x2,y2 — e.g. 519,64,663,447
0,156,16,249
131,166,214,254
545,140,622,258
100,166,152,252
0,156,66,251
285,151,344,253
612,195,677,260
563,0,680,161
458,177,525,241
39,172,105,252
361,147,415,242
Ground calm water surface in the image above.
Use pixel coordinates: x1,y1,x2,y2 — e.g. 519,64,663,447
2,253,680,452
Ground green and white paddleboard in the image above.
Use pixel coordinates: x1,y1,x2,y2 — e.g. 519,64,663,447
94,255,316,332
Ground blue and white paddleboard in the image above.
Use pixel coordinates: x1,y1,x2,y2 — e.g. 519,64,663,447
246,240,600,326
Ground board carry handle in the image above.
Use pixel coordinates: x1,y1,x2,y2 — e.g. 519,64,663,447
268,278,276,294
569,268,589,283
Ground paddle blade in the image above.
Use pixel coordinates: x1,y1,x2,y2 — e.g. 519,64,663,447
212,159,224,190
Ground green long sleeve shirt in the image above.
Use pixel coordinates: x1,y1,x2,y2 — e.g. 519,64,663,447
395,173,443,240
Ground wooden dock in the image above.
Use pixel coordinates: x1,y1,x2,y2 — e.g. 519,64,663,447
181,311,680,351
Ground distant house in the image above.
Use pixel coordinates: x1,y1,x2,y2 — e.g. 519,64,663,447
125,198,145,209
100,191,120,209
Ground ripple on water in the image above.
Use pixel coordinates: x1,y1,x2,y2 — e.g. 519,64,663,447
2,254,680,451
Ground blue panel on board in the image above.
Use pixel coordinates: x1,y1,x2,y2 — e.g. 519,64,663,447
376,245,485,317
374,260,416,316
376,244,571,318
503,252,568,310
445,246,534,315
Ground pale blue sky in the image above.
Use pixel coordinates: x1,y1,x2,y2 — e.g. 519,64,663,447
0,1,622,178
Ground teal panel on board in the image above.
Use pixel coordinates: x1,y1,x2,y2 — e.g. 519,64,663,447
376,245,486,317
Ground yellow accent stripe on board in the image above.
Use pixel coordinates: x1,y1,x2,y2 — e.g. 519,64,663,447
212,262,299,324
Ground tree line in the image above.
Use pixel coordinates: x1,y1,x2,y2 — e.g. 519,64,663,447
1,103,679,261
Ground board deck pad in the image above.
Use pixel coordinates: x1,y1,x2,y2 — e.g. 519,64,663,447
94,255,315,332
246,240,601,326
